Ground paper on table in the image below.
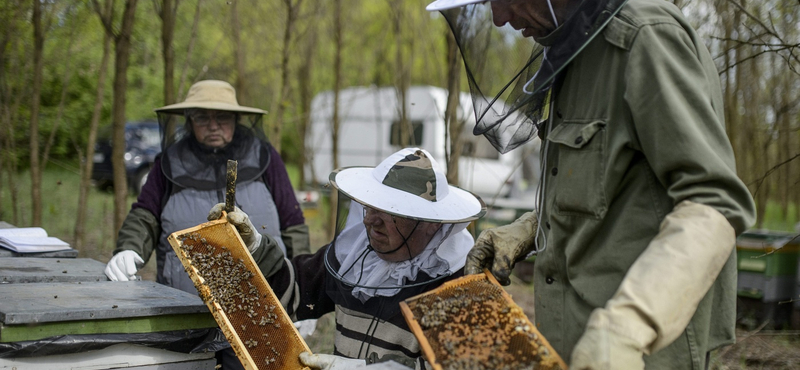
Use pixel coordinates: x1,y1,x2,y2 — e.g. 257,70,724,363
0,227,71,253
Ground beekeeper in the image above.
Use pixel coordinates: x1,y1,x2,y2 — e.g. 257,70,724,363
425,0,756,369
209,147,486,369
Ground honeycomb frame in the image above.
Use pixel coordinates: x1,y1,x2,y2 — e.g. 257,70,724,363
168,216,311,370
400,271,567,370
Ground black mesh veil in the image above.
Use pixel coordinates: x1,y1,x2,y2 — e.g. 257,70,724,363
440,0,628,154
156,110,272,191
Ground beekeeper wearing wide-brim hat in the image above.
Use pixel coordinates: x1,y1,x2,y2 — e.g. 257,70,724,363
109,79,312,369
325,148,485,300
212,147,486,369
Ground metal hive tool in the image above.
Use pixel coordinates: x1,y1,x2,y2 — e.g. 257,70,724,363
168,218,311,370
400,271,567,370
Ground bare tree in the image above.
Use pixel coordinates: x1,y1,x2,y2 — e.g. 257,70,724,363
270,0,304,153
444,28,463,187
29,0,46,226
156,0,179,106
92,0,140,234
329,0,343,238
0,0,28,224
231,0,248,105
389,0,411,147
74,0,113,249
296,3,320,187
177,0,202,100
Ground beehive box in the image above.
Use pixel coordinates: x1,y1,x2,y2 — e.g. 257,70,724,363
168,217,310,370
400,272,566,370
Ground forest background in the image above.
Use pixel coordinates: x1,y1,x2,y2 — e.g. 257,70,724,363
0,0,798,266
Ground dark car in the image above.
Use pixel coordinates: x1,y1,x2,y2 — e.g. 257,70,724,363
92,121,162,194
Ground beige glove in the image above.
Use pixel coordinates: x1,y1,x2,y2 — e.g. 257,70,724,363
299,352,367,370
465,211,538,285
208,203,262,253
570,200,735,370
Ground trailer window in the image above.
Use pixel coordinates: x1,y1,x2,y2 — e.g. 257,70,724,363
390,120,424,146
461,136,500,160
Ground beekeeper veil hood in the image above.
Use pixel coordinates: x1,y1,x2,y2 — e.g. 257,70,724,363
427,0,628,153
325,148,486,302
154,80,272,191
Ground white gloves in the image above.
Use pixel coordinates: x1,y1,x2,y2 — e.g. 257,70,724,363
208,203,262,253
299,352,367,370
570,201,735,369
295,319,318,339
104,250,145,281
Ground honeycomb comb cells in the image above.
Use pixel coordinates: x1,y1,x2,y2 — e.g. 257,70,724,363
168,217,311,370
400,271,567,370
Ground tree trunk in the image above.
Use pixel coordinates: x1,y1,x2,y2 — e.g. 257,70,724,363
177,0,202,101
111,0,139,234
391,0,410,147
297,11,318,187
0,1,26,224
75,0,113,249
444,28,462,187
160,0,178,106
272,0,301,152
29,0,45,226
329,0,343,239
231,0,248,105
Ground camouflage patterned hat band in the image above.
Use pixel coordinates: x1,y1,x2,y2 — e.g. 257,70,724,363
329,147,486,223
381,150,441,202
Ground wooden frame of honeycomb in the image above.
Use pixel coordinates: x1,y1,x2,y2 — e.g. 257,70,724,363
168,217,311,370
400,271,567,370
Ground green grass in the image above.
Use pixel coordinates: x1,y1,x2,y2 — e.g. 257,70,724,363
760,201,800,232
1,164,124,263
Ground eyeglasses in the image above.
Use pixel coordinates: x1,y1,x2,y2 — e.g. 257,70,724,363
190,111,236,127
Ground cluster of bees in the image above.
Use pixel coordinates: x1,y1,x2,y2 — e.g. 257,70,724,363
177,231,303,369
408,279,562,370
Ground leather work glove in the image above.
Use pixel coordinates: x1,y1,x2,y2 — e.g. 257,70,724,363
465,211,538,285
208,203,262,253
299,352,367,370
569,201,736,369
104,250,145,281
295,319,318,339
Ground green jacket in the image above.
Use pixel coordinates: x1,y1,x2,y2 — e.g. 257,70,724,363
533,0,755,368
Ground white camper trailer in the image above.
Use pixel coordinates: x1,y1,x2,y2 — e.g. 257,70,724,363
304,85,539,202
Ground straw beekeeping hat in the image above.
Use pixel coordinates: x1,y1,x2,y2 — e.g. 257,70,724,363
155,80,266,115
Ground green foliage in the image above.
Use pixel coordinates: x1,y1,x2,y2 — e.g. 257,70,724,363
2,0,797,225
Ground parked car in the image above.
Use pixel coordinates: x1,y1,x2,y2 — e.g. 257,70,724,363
92,121,162,194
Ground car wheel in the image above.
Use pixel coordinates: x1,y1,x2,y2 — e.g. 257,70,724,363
133,167,151,194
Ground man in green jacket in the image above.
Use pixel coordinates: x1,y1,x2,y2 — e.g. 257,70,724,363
426,0,756,369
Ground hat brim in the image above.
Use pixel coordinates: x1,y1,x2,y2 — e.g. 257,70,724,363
426,0,487,11
155,101,266,115
330,167,486,223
